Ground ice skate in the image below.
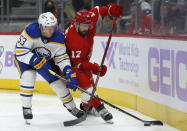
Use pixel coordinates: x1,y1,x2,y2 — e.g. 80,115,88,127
96,104,113,124
22,107,33,125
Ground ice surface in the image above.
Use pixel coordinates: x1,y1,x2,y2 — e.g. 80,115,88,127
0,91,178,131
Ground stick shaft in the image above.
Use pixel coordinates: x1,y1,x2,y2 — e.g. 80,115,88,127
85,17,117,114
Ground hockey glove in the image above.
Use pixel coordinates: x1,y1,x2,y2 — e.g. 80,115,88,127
29,54,47,70
100,65,107,77
91,63,107,77
29,54,56,83
63,65,78,91
107,3,123,17
80,61,107,77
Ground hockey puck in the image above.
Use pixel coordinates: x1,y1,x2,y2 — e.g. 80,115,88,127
144,123,151,126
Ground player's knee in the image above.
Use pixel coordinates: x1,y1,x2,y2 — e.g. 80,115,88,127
21,70,36,86
50,79,68,96
81,87,97,103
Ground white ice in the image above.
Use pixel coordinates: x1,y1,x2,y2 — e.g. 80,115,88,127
0,91,178,131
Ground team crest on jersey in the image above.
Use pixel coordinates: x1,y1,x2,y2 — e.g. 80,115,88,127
32,47,52,60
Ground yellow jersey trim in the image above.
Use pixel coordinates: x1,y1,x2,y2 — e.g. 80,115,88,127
55,54,69,61
16,50,27,54
13,56,22,76
49,42,65,46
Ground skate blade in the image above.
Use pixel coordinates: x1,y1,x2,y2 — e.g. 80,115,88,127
25,119,31,125
105,120,114,124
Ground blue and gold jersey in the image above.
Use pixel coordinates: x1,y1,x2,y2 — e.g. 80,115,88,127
15,22,70,70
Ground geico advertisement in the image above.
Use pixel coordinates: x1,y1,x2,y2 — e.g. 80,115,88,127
92,36,187,113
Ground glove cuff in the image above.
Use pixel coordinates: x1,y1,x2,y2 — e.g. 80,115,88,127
34,57,46,69
29,54,37,65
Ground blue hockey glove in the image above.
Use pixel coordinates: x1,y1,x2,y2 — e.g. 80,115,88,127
29,54,57,83
63,65,78,91
29,54,48,70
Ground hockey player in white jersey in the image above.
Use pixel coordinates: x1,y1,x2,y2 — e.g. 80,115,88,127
14,12,84,123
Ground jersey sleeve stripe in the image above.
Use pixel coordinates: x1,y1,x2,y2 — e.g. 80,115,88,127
24,29,41,40
16,45,31,50
55,54,69,61
55,53,66,57
15,51,30,57
56,58,70,64
16,49,28,54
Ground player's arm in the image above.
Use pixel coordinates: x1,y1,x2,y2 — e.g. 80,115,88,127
15,29,35,64
54,39,78,91
54,45,71,71
89,3,123,23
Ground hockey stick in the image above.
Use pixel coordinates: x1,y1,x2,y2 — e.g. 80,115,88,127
49,69,163,126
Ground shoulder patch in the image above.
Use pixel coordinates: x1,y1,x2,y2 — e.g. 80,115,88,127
49,29,65,45
25,22,41,40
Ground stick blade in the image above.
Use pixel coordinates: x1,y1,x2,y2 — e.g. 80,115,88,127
151,121,163,126
64,115,86,127
144,120,163,126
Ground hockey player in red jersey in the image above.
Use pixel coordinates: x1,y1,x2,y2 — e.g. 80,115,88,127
63,3,123,122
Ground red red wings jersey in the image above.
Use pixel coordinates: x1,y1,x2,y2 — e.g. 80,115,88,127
64,6,110,67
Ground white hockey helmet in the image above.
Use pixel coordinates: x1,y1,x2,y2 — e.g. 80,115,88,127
38,12,57,31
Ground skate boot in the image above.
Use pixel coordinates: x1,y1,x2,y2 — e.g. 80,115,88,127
80,103,99,116
67,107,85,118
22,107,33,125
96,104,113,124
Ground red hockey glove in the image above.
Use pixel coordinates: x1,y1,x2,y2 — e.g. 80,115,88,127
91,63,102,75
91,63,107,77
107,3,123,17
79,61,107,77
100,65,107,77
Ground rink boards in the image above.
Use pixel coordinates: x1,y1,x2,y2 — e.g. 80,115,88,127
0,34,187,130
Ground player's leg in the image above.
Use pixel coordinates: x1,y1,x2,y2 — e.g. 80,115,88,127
50,79,84,118
38,60,84,118
81,87,113,121
77,71,113,121
14,57,36,122
76,71,101,114
20,70,36,121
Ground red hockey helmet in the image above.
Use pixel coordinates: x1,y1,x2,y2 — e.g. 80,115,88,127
75,10,92,24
